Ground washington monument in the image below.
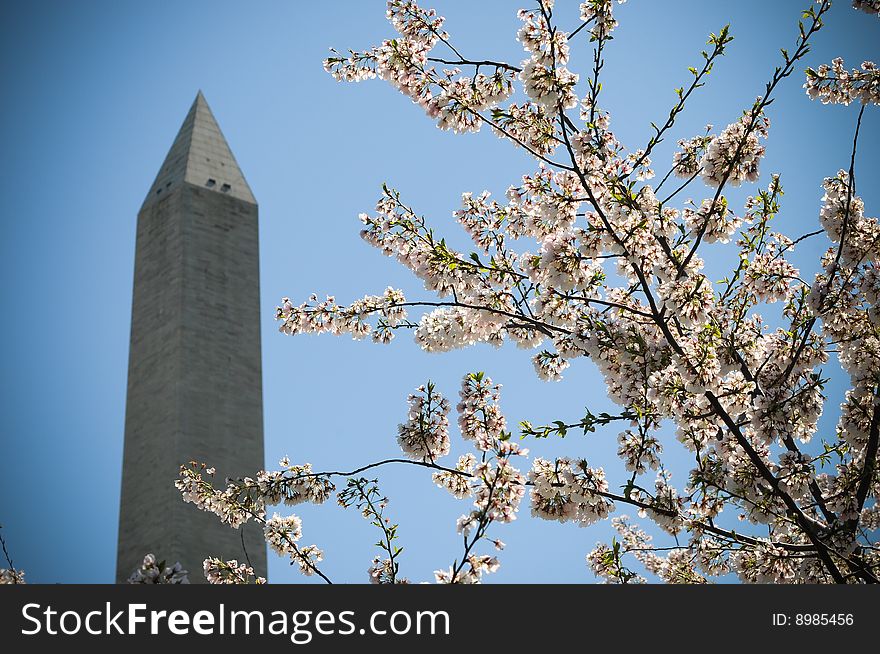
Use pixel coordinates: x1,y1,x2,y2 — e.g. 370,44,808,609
116,92,267,582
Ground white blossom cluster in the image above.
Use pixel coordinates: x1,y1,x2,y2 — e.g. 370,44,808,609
656,266,714,329
490,103,558,155
588,517,708,584
176,464,259,528
451,454,528,560
617,428,662,474
397,382,451,461
421,374,529,583
176,460,333,580
816,170,868,246
523,229,604,291
805,58,880,105
586,543,625,582
532,350,571,381
517,7,569,67
431,70,516,134
731,542,801,583
127,553,189,584
470,457,528,526
257,460,336,507
276,287,407,345
323,49,378,83
176,460,335,531
368,556,409,584
682,196,742,244
264,513,324,577
434,555,500,584
386,0,447,46
454,191,508,253
700,113,769,187
432,453,476,498
414,302,508,352
520,61,579,115
672,132,714,178
264,513,303,554
517,7,579,113
744,250,799,303
457,372,507,451
325,1,515,134
529,457,614,526
579,0,627,40
203,557,266,585
636,473,686,535
0,568,25,584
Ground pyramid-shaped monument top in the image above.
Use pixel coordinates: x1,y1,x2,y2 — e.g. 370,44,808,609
144,91,255,207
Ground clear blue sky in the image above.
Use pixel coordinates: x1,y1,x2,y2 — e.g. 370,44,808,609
0,1,876,583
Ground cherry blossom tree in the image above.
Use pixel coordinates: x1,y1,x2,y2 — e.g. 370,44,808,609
179,0,880,584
